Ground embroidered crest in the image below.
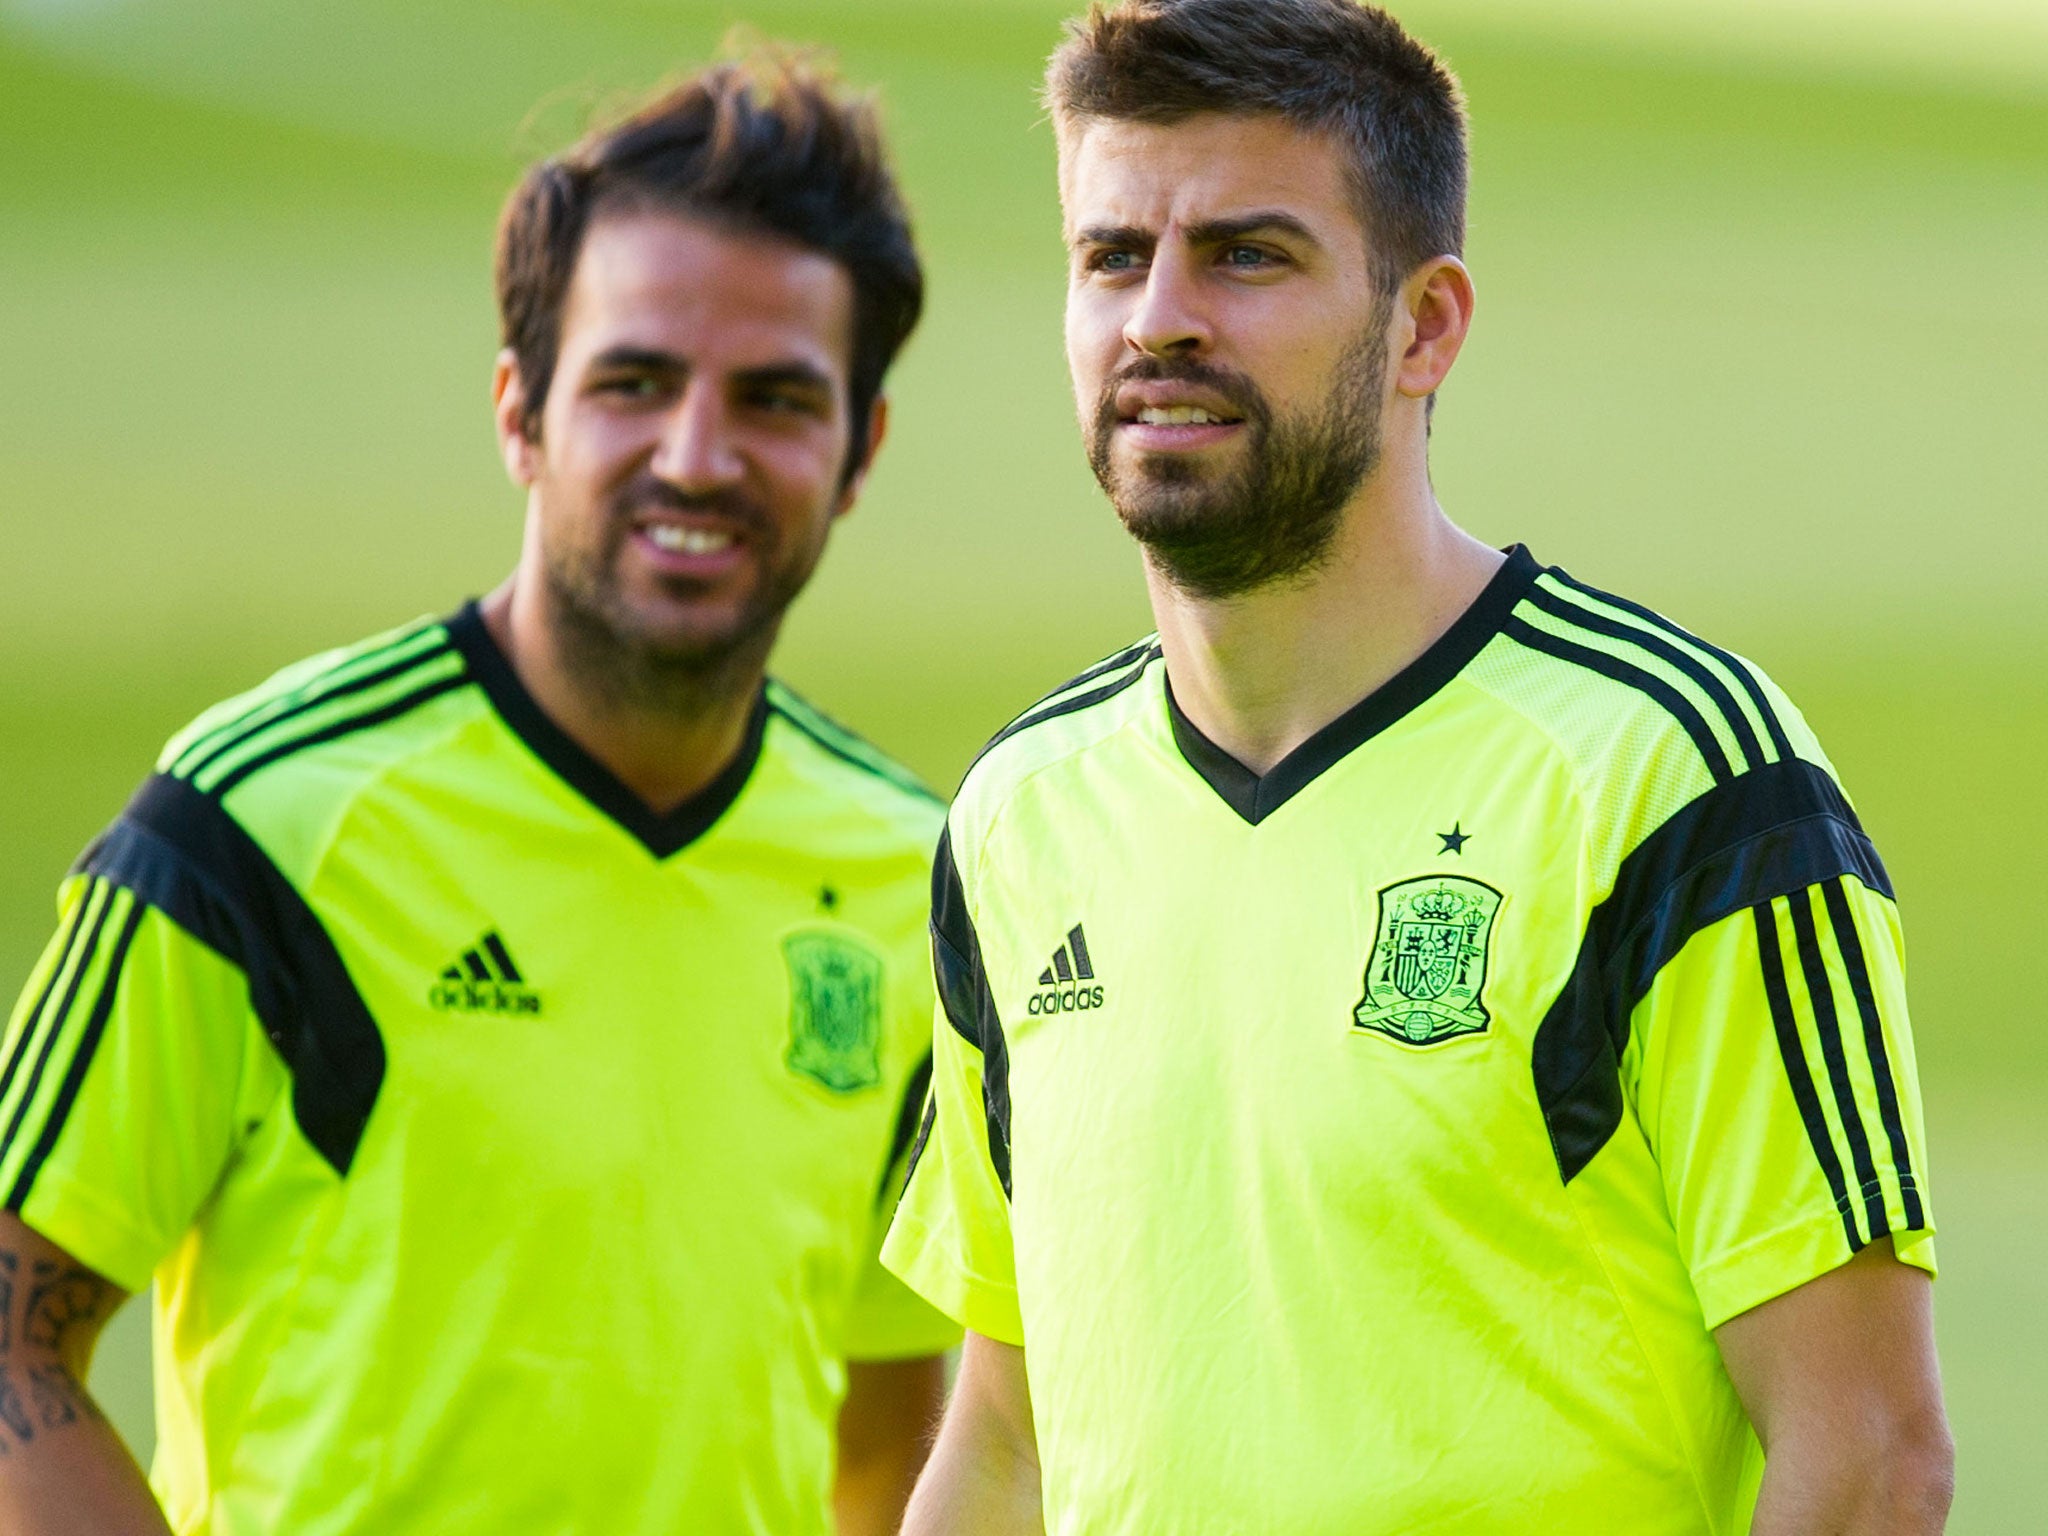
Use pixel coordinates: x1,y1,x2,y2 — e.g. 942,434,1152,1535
783,930,884,1093
1352,876,1503,1046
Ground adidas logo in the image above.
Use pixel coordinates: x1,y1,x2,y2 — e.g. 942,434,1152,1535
429,931,543,1016
1028,924,1104,1016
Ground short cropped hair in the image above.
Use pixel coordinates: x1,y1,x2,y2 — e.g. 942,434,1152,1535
1047,0,1466,293
495,51,922,480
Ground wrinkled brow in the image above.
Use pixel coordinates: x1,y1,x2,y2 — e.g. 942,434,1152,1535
1070,211,1324,252
1071,222,1154,252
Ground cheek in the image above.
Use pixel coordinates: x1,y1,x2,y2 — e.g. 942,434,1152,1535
1065,296,1118,401
754,434,849,522
543,414,646,492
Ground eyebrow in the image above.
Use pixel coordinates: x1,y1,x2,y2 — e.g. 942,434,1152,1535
732,362,834,394
585,347,834,393
1183,211,1324,250
1073,222,1154,251
1072,210,1325,252
587,345,685,374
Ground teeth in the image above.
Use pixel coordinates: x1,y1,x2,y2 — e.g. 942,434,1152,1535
645,525,734,555
1136,406,1224,426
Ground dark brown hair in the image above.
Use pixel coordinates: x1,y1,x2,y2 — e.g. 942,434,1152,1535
1047,0,1466,293
495,51,922,481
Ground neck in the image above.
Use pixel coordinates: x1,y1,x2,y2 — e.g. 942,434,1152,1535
1146,456,1502,777
481,579,766,815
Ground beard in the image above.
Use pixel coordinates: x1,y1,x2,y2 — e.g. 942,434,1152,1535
540,477,803,716
1086,311,1391,601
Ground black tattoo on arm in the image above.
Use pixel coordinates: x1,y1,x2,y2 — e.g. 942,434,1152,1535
0,1241,118,1455
21,1265,108,1357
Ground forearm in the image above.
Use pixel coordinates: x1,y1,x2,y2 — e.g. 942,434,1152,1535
0,1361,172,1536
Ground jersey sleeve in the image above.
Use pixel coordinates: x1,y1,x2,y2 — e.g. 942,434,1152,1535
881,827,1023,1345
841,1050,964,1361
1622,770,1933,1331
1,868,281,1294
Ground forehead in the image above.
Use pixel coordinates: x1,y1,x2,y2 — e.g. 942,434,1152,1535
558,210,856,380
1058,113,1358,241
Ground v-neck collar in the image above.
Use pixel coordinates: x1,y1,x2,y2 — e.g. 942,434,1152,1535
1165,546,1541,825
446,602,766,859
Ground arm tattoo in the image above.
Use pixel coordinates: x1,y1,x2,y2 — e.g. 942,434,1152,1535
0,1243,115,1453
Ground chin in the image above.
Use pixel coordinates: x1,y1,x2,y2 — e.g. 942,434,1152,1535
629,618,748,665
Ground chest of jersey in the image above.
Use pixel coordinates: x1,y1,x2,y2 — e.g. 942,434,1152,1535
979,720,1591,1207
337,823,902,1215
232,761,931,1440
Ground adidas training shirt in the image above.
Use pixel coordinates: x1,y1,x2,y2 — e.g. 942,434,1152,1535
883,546,1933,1535
1,605,959,1534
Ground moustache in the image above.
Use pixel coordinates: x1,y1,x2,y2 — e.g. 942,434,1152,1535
610,480,769,532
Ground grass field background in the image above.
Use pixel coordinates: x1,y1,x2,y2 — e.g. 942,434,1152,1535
2,1,2042,1526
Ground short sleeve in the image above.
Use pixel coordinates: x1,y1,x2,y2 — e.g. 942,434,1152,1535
1628,873,1933,1330
1,872,279,1293
842,1053,963,1361
881,828,1022,1345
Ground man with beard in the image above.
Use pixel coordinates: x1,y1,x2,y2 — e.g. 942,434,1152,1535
883,2,1951,1532
0,55,955,1536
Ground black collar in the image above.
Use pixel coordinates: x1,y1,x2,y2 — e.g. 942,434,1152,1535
446,603,766,859
1166,546,1542,825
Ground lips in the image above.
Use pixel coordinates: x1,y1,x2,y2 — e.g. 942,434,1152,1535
1090,361,1265,469
1114,381,1246,426
1113,385,1247,454
622,494,759,580
641,522,736,556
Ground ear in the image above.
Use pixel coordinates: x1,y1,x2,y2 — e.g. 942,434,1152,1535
1393,256,1476,401
831,395,890,519
492,349,539,488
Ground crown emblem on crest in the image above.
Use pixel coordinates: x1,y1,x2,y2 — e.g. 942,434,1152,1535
1407,887,1470,923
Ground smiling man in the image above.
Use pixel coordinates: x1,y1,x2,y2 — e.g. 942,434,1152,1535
883,3,1951,1533
0,55,955,1536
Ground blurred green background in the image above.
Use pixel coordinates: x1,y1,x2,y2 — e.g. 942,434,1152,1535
2,0,2042,1527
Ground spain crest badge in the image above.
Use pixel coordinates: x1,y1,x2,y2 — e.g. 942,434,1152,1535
782,930,884,1093
1352,876,1503,1046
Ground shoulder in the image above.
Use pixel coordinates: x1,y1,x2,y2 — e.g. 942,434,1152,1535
1470,560,1888,933
125,613,480,888
1468,559,1838,852
949,636,1165,848
158,615,463,782
762,679,947,852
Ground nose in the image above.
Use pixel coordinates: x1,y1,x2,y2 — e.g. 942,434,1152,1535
649,380,744,491
1122,242,1212,359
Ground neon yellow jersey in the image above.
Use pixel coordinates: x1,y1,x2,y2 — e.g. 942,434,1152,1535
884,547,1932,1535
1,605,958,1536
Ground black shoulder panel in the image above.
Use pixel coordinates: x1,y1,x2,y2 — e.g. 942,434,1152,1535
1532,757,1890,1183
929,827,1013,1198
77,774,386,1177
